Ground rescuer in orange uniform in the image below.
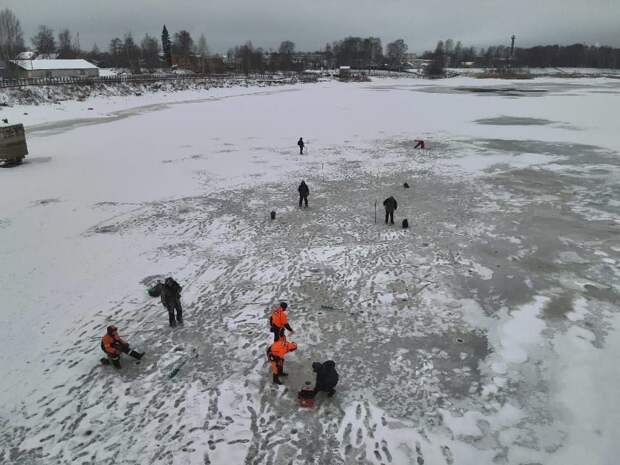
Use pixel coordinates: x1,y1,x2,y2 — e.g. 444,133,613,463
269,302,294,341
100,325,144,369
267,335,298,384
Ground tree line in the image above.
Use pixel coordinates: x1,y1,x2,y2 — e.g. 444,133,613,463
422,38,620,73
1,8,619,76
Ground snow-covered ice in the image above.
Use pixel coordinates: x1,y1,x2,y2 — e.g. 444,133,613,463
1,76,619,464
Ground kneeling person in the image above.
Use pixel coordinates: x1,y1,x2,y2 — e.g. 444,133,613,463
101,325,144,369
312,360,339,397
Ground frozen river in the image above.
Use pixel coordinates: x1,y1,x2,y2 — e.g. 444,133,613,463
1,77,619,464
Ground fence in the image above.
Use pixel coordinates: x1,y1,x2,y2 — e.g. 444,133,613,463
0,73,298,89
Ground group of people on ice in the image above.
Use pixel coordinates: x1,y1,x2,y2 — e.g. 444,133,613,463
100,277,183,368
101,136,420,387
267,302,339,401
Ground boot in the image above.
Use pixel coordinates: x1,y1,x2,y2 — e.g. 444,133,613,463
272,374,282,385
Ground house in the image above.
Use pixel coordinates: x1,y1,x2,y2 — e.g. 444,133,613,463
8,59,99,79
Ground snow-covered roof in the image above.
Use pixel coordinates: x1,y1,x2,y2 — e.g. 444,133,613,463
10,59,98,70
16,51,36,60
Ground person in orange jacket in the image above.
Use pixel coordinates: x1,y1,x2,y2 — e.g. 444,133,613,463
267,335,297,384
100,325,144,369
269,302,294,341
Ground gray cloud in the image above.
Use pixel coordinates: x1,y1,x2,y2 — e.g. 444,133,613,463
4,0,620,54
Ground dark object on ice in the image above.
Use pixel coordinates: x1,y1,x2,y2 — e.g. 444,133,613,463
403,182,410,188
298,381,316,407
1,118,7,124
169,359,188,379
161,277,183,327
298,180,309,208
414,139,425,149
312,360,339,397
147,281,162,297
270,210,276,220
402,219,409,229
0,124,28,166
101,325,144,369
383,196,398,225
297,137,305,154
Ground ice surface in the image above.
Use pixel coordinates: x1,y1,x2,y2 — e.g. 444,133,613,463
1,76,619,464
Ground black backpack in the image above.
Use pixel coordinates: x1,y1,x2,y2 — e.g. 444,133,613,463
402,219,409,229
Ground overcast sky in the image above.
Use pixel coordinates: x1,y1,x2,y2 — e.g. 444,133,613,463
3,0,620,54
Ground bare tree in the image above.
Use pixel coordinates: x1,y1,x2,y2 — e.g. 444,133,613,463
425,40,445,77
0,8,25,60
32,25,56,55
109,37,124,67
173,30,194,59
362,37,383,69
123,33,141,72
279,40,295,55
141,34,160,70
386,39,408,70
197,34,208,58
197,34,209,73
58,29,75,58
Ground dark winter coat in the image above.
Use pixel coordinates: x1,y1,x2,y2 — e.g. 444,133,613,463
298,138,304,148
383,196,398,212
298,181,309,197
161,278,182,308
313,360,339,390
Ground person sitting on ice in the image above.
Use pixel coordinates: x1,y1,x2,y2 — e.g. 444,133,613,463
101,325,144,369
414,139,425,149
312,360,339,397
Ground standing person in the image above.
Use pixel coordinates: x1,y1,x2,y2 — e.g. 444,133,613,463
298,180,310,208
312,360,339,397
267,335,298,384
297,137,305,154
383,196,398,225
161,277,183,327
100,325,144,369
269,302,294,341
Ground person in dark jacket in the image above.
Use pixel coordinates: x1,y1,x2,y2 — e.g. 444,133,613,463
298,180,309,208
312,360,339,397
160,277,183,327
297,137,305,154
383,196,398,225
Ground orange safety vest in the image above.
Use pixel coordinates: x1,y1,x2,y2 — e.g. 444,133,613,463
101,334,126,355
270,307,288,329
269,338,297,359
